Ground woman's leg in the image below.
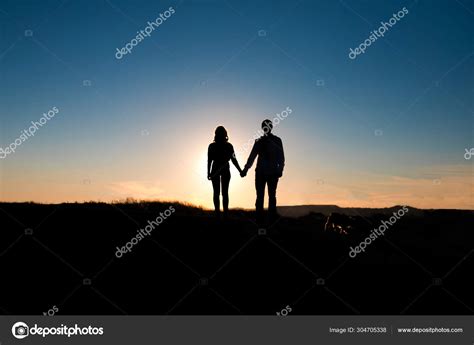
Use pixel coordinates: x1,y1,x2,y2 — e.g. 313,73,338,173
221,170,231,214
211,175,221,214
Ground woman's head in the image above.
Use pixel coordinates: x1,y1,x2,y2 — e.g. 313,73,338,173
214,126,228,143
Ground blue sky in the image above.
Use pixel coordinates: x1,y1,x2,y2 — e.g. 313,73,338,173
0,0,473,208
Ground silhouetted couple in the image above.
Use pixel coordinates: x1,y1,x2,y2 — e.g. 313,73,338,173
207,119,285,223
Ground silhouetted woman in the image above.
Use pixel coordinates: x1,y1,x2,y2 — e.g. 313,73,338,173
207,126,242,216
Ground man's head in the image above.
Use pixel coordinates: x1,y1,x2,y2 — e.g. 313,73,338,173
262,119,273,134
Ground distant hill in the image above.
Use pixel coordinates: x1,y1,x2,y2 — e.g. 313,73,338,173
278,205,443,217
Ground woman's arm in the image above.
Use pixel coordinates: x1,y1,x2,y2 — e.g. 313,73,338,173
207,145,213,180
231,153,242,173
230,145,242,173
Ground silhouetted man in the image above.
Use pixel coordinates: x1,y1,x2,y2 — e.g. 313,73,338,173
241,119,285,222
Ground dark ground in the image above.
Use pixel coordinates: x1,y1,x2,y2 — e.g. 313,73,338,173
0,202,472,315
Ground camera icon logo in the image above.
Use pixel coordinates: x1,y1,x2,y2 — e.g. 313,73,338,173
12,321,29,339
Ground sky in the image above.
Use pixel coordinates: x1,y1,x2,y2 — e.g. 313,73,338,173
0,0,473,209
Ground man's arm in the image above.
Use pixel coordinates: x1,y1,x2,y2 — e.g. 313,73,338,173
277,138,285,177
243,140,259,172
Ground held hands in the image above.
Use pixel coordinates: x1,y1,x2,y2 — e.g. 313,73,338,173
240,168,247,178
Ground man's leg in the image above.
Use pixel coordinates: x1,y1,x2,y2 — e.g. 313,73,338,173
255,172,265,221
267,175,279,218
